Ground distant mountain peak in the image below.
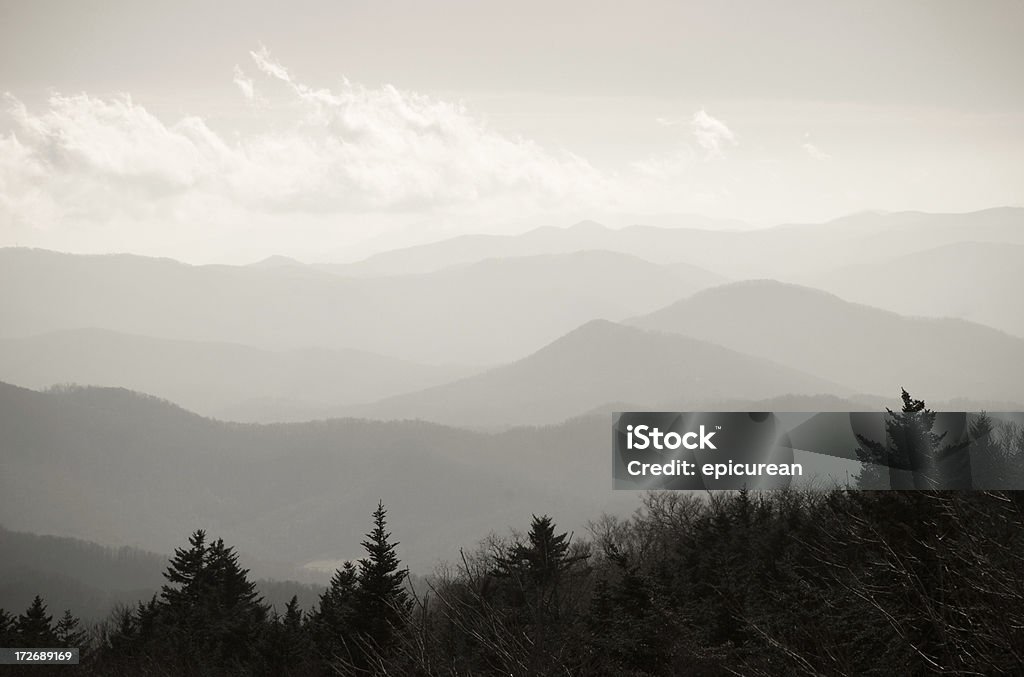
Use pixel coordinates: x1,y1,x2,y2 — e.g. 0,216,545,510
692,278,833,297
250,255,304,268
561,317,621,337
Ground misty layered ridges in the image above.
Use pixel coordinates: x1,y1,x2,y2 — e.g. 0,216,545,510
349,319,847,427
2,208,1024,672
808,241,1024,337
631,280,1024,403
327,207,1024,279
11,490,1024,675
2,209,1023,570
0,526,165,623
0,381,638,574
0,329,477,423
0,247,720,366
2,209,1023,427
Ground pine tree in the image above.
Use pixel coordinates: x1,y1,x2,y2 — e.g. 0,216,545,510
495,515,586,587
16,596,57,647
587,545,672,674
134,596,160,646
281,596,312,661
488,515,591,672
160,528,208,627
353,501,412,653
203,537,267,627
55,609,86,647
264,595,314,674
158,529,268,670
312,560,359,661
969,412,1010,488
102,605,138,660
855,388,969,488
0,608,15,646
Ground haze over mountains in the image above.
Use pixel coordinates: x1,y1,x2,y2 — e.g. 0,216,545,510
0,525,328,621
807,241,1024,337
1,208,1022,575
0,248,723,365
0,329,475,422
330,208,1024,281
631,280,1024,405
349,319,847,427
0,381,633,574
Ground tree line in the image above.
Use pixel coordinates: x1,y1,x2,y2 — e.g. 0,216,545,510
3,392,1024,675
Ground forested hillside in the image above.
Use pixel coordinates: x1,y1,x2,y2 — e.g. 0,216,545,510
7,487,1024,675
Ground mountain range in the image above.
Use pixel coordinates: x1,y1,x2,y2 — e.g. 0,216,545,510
0,329,474,422
0,248,723,365
329,208,1024,280
2,208,1022,576
0,381,634,572
806,241,1024,337
348,318,847,427
631,280,1024,405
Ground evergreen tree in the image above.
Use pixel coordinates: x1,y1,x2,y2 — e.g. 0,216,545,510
587,546,673,674
0,608,15,646
134,596,160,647
203,536,267,628
102,605,139,660
158,529,269,670
264,595,314,674
353,501,412,654
160,528,209,629
282,595,303,635
55,609,87,647
495,515,587,588
491,515,591,673
855,388,969,488
312,560,359,660
16,595,57,647
970,412,1010,488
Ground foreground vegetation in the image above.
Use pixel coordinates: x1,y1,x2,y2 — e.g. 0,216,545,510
4,397,1024,675
3,488,1024,676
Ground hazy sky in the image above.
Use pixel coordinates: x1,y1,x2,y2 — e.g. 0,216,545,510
2,0,1022,263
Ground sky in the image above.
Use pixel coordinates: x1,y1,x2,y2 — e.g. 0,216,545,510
1,0,1022,263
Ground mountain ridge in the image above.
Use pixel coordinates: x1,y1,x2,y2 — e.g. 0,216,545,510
632,279,1024,403
346,318,850,427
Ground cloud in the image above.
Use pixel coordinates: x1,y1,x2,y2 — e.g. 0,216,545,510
633,109,739,178
801,134,831,161
0,49,611,237
0,51,764,260
250,46,292,83
691,109,736,157
232,67,256,101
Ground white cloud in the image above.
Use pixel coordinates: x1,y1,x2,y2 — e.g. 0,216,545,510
691,109,736,158
802,134,831,161
0,52,778,260
250,46,293,83
232,66,256,101
0,49,619,254
633,109,738,178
